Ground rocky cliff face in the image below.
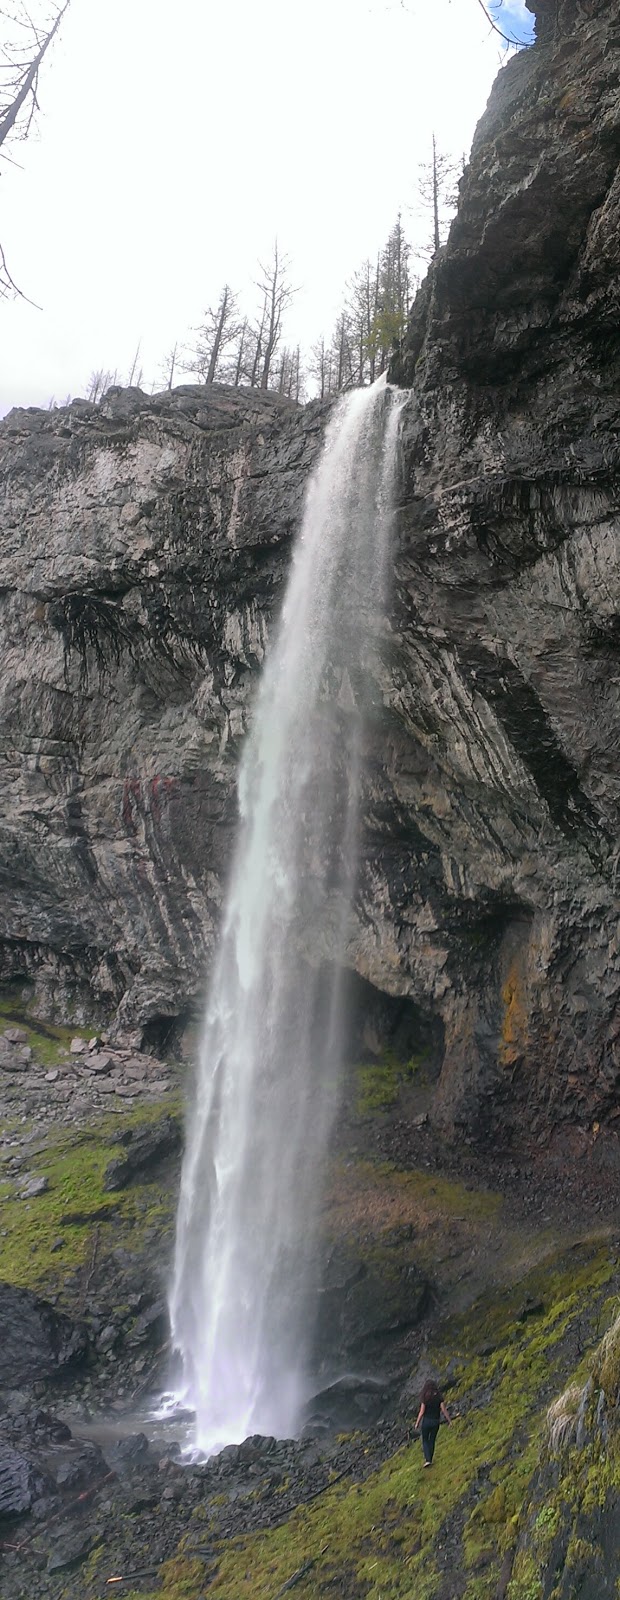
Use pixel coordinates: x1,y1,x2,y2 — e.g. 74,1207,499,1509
382,0,620,1141
0,387,324,1040
2,0,620,1147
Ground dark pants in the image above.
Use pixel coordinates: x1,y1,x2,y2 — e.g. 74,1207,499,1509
421,1421,439,1463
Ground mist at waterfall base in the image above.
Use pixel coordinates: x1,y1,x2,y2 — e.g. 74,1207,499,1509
168,381,405,1458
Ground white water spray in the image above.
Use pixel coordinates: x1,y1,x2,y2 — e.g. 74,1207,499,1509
169,381,405,1455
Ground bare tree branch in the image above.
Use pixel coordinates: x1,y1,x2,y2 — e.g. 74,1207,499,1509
0,0,69,149
0,2,71,298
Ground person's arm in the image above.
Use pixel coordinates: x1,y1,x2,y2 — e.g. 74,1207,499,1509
440,1401,451,1424
415,1403,425,1429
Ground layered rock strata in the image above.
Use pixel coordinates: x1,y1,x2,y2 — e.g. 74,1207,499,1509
0,387,324,1039
2,0,620,1143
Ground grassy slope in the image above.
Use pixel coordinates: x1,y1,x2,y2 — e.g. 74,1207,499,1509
123,1243,617,1600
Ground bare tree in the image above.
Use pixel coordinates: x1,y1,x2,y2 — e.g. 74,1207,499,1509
230,318,248,386
127,341,143,387
255,242,296,390
86,369,119,404
415,135,461,261
274,343,304,402
308,335,335,401
159,342,178,390
184,284,241,384
248,299,266,388
0,2,71,296
332,311,354,393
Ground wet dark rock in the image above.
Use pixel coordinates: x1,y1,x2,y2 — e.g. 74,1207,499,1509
305,1375,391,1432
237,1434,277,1464
127,1299,168,1347
214,1442,241,1470
0,1283,89,1386
31,1410,72,1444
53,1441,106,1489
0,1441,45,1517
110,1431,151,1467
47,1527,100,1573
316,1244,431,1368
103,1116,182,1191
31,1493,61,1519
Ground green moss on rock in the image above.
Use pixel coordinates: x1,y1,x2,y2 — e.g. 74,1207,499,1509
356,1051,428,1115
0,1098,180,1303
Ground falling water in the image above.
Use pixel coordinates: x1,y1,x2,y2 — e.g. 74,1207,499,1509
169,380,405,1456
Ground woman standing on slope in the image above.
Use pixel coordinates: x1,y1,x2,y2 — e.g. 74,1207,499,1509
415,1379,452,1466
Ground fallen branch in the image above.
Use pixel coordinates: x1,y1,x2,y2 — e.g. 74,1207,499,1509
272,1545,329,1599
303,1467,349,1505
272,1560,316,1597
106,1569,161,1586
80,1221,100,1308
0,1471,116,1553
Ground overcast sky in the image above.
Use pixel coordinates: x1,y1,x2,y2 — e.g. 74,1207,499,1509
0,0,534,413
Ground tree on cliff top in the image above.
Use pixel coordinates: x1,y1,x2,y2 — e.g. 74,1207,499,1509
256,241,296,390
414,135,461,261
0,1,71,297
183,284,242,384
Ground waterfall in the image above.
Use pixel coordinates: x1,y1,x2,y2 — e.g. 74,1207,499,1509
169,380,405,1456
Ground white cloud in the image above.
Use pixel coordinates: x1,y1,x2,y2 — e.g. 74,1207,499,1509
0,0,524,412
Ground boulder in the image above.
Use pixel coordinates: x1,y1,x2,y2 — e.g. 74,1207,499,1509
0,1283,89,1386
0,1441,46,1518
103,1115,182,1191
47,1528,99,1573
83,1051,113,1074
19,1176,49,1199
315,1244,431,1370
127,1299,168,1347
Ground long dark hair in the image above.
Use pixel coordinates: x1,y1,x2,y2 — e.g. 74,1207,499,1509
421,1379,440,1405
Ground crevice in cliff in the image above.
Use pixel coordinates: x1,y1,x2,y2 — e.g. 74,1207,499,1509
456,642,605,856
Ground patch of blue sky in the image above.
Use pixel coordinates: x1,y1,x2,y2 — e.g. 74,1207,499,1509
489,0,536,44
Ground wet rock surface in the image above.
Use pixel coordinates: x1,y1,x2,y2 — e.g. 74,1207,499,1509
103,1116,182,1191
0,1285,89,1387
